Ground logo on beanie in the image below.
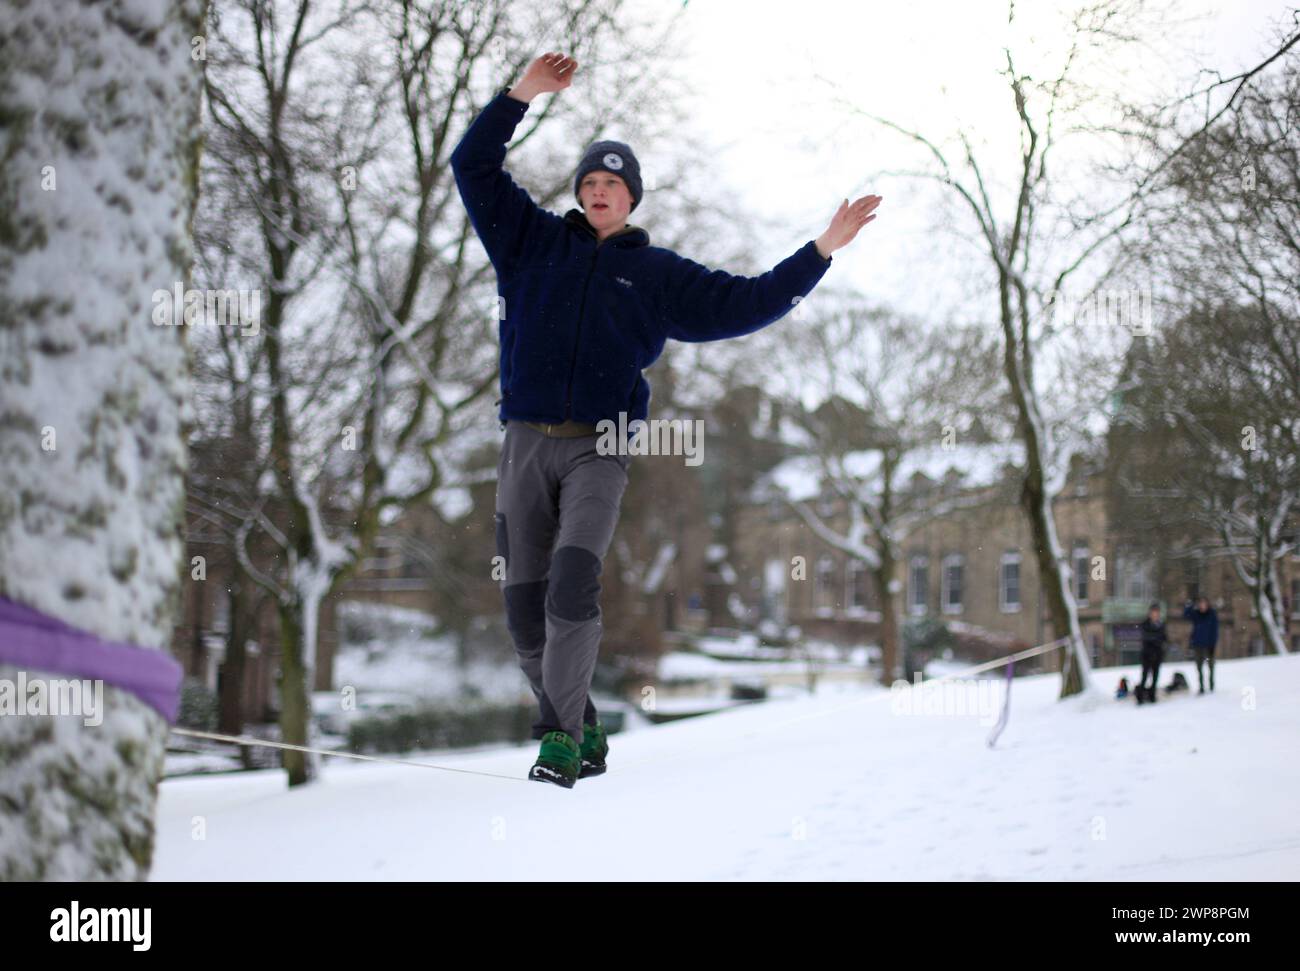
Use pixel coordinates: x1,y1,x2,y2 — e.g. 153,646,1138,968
603,152,624,171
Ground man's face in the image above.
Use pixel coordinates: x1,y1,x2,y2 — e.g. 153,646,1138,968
579,172,633,234
1149,609,1161,623
1197,597,1209,611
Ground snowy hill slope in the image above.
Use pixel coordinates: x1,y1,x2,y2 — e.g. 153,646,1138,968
152,654,1300,880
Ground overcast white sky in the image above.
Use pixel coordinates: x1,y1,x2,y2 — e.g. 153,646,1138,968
621,0,1295,324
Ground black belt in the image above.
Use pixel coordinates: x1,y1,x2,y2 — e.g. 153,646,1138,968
519,419,600,438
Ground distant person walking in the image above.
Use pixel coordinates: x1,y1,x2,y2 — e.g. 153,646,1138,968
1136,602,1167,705
1182,596,1219,693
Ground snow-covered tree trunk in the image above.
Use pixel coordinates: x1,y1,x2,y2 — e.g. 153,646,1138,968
276,601,316,785
1260,545,1290,656
874,540,901,686
0,0,206,878
1226,504,1295,657
1001,331,1093,697
1253,532,1290,656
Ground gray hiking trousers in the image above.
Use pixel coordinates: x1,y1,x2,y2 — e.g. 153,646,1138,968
495,420,630,746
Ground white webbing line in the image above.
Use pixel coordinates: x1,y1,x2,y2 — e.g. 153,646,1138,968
170,727,529,782
170,636,1075,782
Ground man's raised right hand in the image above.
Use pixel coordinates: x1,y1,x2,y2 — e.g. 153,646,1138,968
508,52,578,103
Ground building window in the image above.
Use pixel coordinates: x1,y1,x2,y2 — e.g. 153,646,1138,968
1000,552,1021,612
1115,549,1155,602
1072,543,1089,605
763,558,786,625
847,560,870,613
815,555,836,615
909,555,929,615
212,589,230,634
941,554,964,614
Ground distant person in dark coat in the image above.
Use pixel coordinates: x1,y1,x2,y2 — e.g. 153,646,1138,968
1182,596,1218,693
1136,602,1167,704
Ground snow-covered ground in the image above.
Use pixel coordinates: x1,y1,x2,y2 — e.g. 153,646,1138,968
152,654,1300,880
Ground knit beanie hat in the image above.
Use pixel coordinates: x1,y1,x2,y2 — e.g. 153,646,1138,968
574,140,643,211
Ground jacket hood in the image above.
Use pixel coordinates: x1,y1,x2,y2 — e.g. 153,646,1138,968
564,208,650,248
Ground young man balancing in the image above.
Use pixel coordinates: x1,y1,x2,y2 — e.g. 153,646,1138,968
450,52,882,787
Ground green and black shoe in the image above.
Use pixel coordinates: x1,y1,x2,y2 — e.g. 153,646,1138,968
528,730,581,788
578,722,609,778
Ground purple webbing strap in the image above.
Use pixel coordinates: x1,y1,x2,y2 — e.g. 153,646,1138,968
0,595,183,724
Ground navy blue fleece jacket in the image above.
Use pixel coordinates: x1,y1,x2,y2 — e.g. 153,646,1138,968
449,87,834,427
1182,602,1219,647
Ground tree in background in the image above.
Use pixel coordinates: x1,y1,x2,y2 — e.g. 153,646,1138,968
759,295,1007,686
830,1,1298,697
1118,32,1299,655
1112,304,1296,655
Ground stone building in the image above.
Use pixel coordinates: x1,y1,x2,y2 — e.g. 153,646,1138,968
732,447,1298,676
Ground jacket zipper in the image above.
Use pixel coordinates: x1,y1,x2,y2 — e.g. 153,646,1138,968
563,241,600,420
